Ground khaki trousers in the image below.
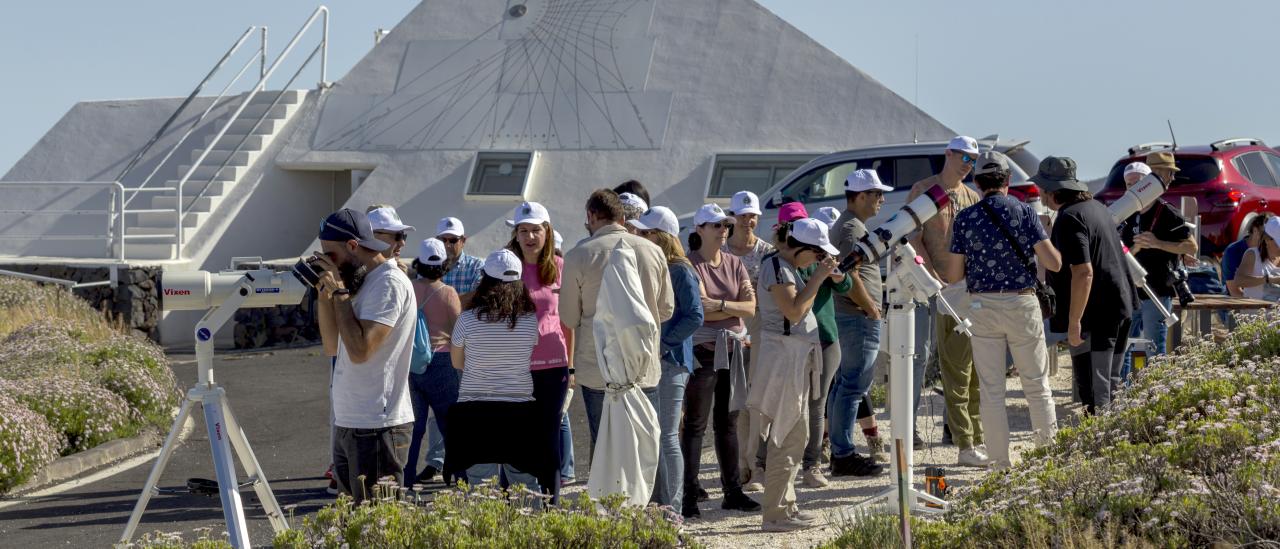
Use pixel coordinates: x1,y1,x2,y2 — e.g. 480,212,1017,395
938,286,982,449
967,293,1058,467
762,410,808,523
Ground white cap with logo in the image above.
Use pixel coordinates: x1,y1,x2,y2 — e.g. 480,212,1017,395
629,206,680,236
693,203,732,226
505,201,551,227
790,217,840,256
947,135,980,155
815,206,841,228
845,169,893,192
368,207,416,232
436,217,465,237
417,238,447,266
1124,162,1152,178
618,192,649,213
483,249,523,282
730,191,763,216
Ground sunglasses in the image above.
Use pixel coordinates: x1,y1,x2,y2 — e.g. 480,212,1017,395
960,153,977,166
638,229,660,237
376,231,408,242
700,222,729,230
439,236,462,244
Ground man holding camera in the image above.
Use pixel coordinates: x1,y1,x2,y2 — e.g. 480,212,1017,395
312,208,417,502
1118,152,1196,362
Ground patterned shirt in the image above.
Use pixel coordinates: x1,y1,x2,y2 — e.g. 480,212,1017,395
950,193,1047,293
723,237,774,286
442,253,484,295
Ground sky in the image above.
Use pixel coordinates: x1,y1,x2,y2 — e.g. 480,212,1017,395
2,1,1278,179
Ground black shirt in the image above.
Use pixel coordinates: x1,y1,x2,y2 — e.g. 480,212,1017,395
1119,199,1192,298
1048,199,1134,334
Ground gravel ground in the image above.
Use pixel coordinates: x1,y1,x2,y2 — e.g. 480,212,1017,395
670,352,1081,548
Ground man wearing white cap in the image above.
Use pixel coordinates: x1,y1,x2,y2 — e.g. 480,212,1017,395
436,217,484,300
367,205,416,262
1122,162,1152,187
828,169,894,476
906,135,984,452
618,192,649,233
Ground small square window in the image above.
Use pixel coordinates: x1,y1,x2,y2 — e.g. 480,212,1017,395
468,152,534,196
706,154,817,198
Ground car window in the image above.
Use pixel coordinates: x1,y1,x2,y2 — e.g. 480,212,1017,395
1240,152,1278,187
1264,153,1280,187
894,156,938,189
776,160,859,204
1104,155,1221,190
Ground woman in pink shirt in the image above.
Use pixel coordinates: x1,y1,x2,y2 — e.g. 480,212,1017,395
505,201,573,502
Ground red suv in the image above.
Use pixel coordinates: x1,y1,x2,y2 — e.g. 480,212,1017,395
1095,138,1280,255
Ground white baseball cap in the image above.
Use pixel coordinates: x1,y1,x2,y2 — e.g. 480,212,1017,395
790,217,840,256
618,192,649,213
436,217,465,237
845,169,892,192
553,230,564,251
693,203,733,226
1124,162,1152,178
947,136,980,155
368,207,415,232
729,191,763,216
629,206,680,236
483,249,522,282
505,201,551,227
815,206,841,228
417,238,447,266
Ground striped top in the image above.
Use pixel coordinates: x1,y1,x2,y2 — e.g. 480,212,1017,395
451,310,539,403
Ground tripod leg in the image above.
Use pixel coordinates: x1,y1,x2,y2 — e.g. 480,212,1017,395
120,397,195,544
202,387,252,548
220,393,290,533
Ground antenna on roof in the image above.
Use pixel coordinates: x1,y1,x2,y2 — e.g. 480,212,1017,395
1167,119,1177,152
913,34,919,144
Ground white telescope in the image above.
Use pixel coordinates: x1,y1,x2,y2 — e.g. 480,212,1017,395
1105,173,1180,327
839,184,951,271
161,268,309,311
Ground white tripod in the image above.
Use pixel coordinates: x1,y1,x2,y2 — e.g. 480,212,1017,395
120,275,289,548
859,242,971,515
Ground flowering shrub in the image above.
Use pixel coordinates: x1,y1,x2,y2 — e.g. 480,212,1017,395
0,320,92,379
1,377,141,454
86,335,181,425
825,311,1280,548
0,392,64,492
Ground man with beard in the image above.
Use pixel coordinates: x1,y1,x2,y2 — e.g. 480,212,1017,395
312,208,417,502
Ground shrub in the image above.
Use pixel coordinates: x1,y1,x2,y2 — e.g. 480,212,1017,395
0,377,142,454
825,311,1280,548
0,392,64,492
0,320,92,379
0,277,114,340
86,335,180,426
273,481,699,548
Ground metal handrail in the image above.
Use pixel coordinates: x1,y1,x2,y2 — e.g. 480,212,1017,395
174,6,328,259
0,182,126,261
115,27,258,187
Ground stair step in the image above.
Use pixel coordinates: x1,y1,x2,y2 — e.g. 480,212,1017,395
236,102,294,121
226,118,280,135
174,164,240,182
125,227,177,237
204,133,264,150
153,195,218,213
123,243,176,260
135,210,200,228
190,148,253,166
244,89,303,105
176,179,229,197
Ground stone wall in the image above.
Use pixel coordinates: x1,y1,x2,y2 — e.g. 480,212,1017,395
0,264,161,340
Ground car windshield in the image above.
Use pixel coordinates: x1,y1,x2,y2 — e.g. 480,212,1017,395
1104,155,1220,190
774,149,1032,205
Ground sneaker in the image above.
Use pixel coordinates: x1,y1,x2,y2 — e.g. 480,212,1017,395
830,453,883,477
762,517,817,532
866,436,889,463
418,464,439,483
957,447,992,467
790,509,822,525
326,479,338,496
913,430,924,451
560,476,577,487
323,464,334,480
722,492,762,512
697,486,711,502
681,497,701,519
801,466,829,488
742,466,766,493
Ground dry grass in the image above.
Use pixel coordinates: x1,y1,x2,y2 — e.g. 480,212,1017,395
0,276,122,340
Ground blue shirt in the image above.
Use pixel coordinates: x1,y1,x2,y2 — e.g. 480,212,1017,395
660,261,704,372
442,253,484,295
1222,238,1250,284
951,193,1048,293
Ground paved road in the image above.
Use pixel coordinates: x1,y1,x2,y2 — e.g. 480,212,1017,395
0,346,596,547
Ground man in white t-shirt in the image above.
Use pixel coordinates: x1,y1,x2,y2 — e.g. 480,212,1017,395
311,208,417,502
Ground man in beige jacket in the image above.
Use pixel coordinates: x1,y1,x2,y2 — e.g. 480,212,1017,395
561,189,674,449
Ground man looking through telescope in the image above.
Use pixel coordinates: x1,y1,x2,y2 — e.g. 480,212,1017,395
311,208,417,502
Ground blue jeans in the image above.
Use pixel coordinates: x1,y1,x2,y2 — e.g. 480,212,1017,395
651,360,690,512
405,352,458,486
466,463,541,501
424,418,444,470
581,384,660,452
559,414,575,481
830,313,883,459
1122,296,1172,381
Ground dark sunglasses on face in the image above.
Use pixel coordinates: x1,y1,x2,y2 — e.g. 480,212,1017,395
960,153,977,166
377,231,407,242
439,236,462,244
701,222,728,230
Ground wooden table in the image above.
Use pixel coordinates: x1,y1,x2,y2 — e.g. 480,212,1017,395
1169,294,1273,349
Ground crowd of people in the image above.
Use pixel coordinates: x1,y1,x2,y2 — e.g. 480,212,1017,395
302,135,1238,532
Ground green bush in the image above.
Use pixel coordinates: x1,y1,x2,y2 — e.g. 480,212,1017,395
825,312,1280,548
0,320,92,379
0,392,64,492
86,335,181,426
1,377,142,454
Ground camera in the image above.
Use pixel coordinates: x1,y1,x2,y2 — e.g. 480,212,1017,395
1168,267,1195,308
291,256,323,288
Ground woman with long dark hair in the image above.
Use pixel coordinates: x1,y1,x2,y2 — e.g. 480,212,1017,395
504,202,574,502
404,238,461,486
446,250,553,495
629,206,704,515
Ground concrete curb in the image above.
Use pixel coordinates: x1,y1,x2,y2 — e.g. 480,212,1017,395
8,408,195,496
